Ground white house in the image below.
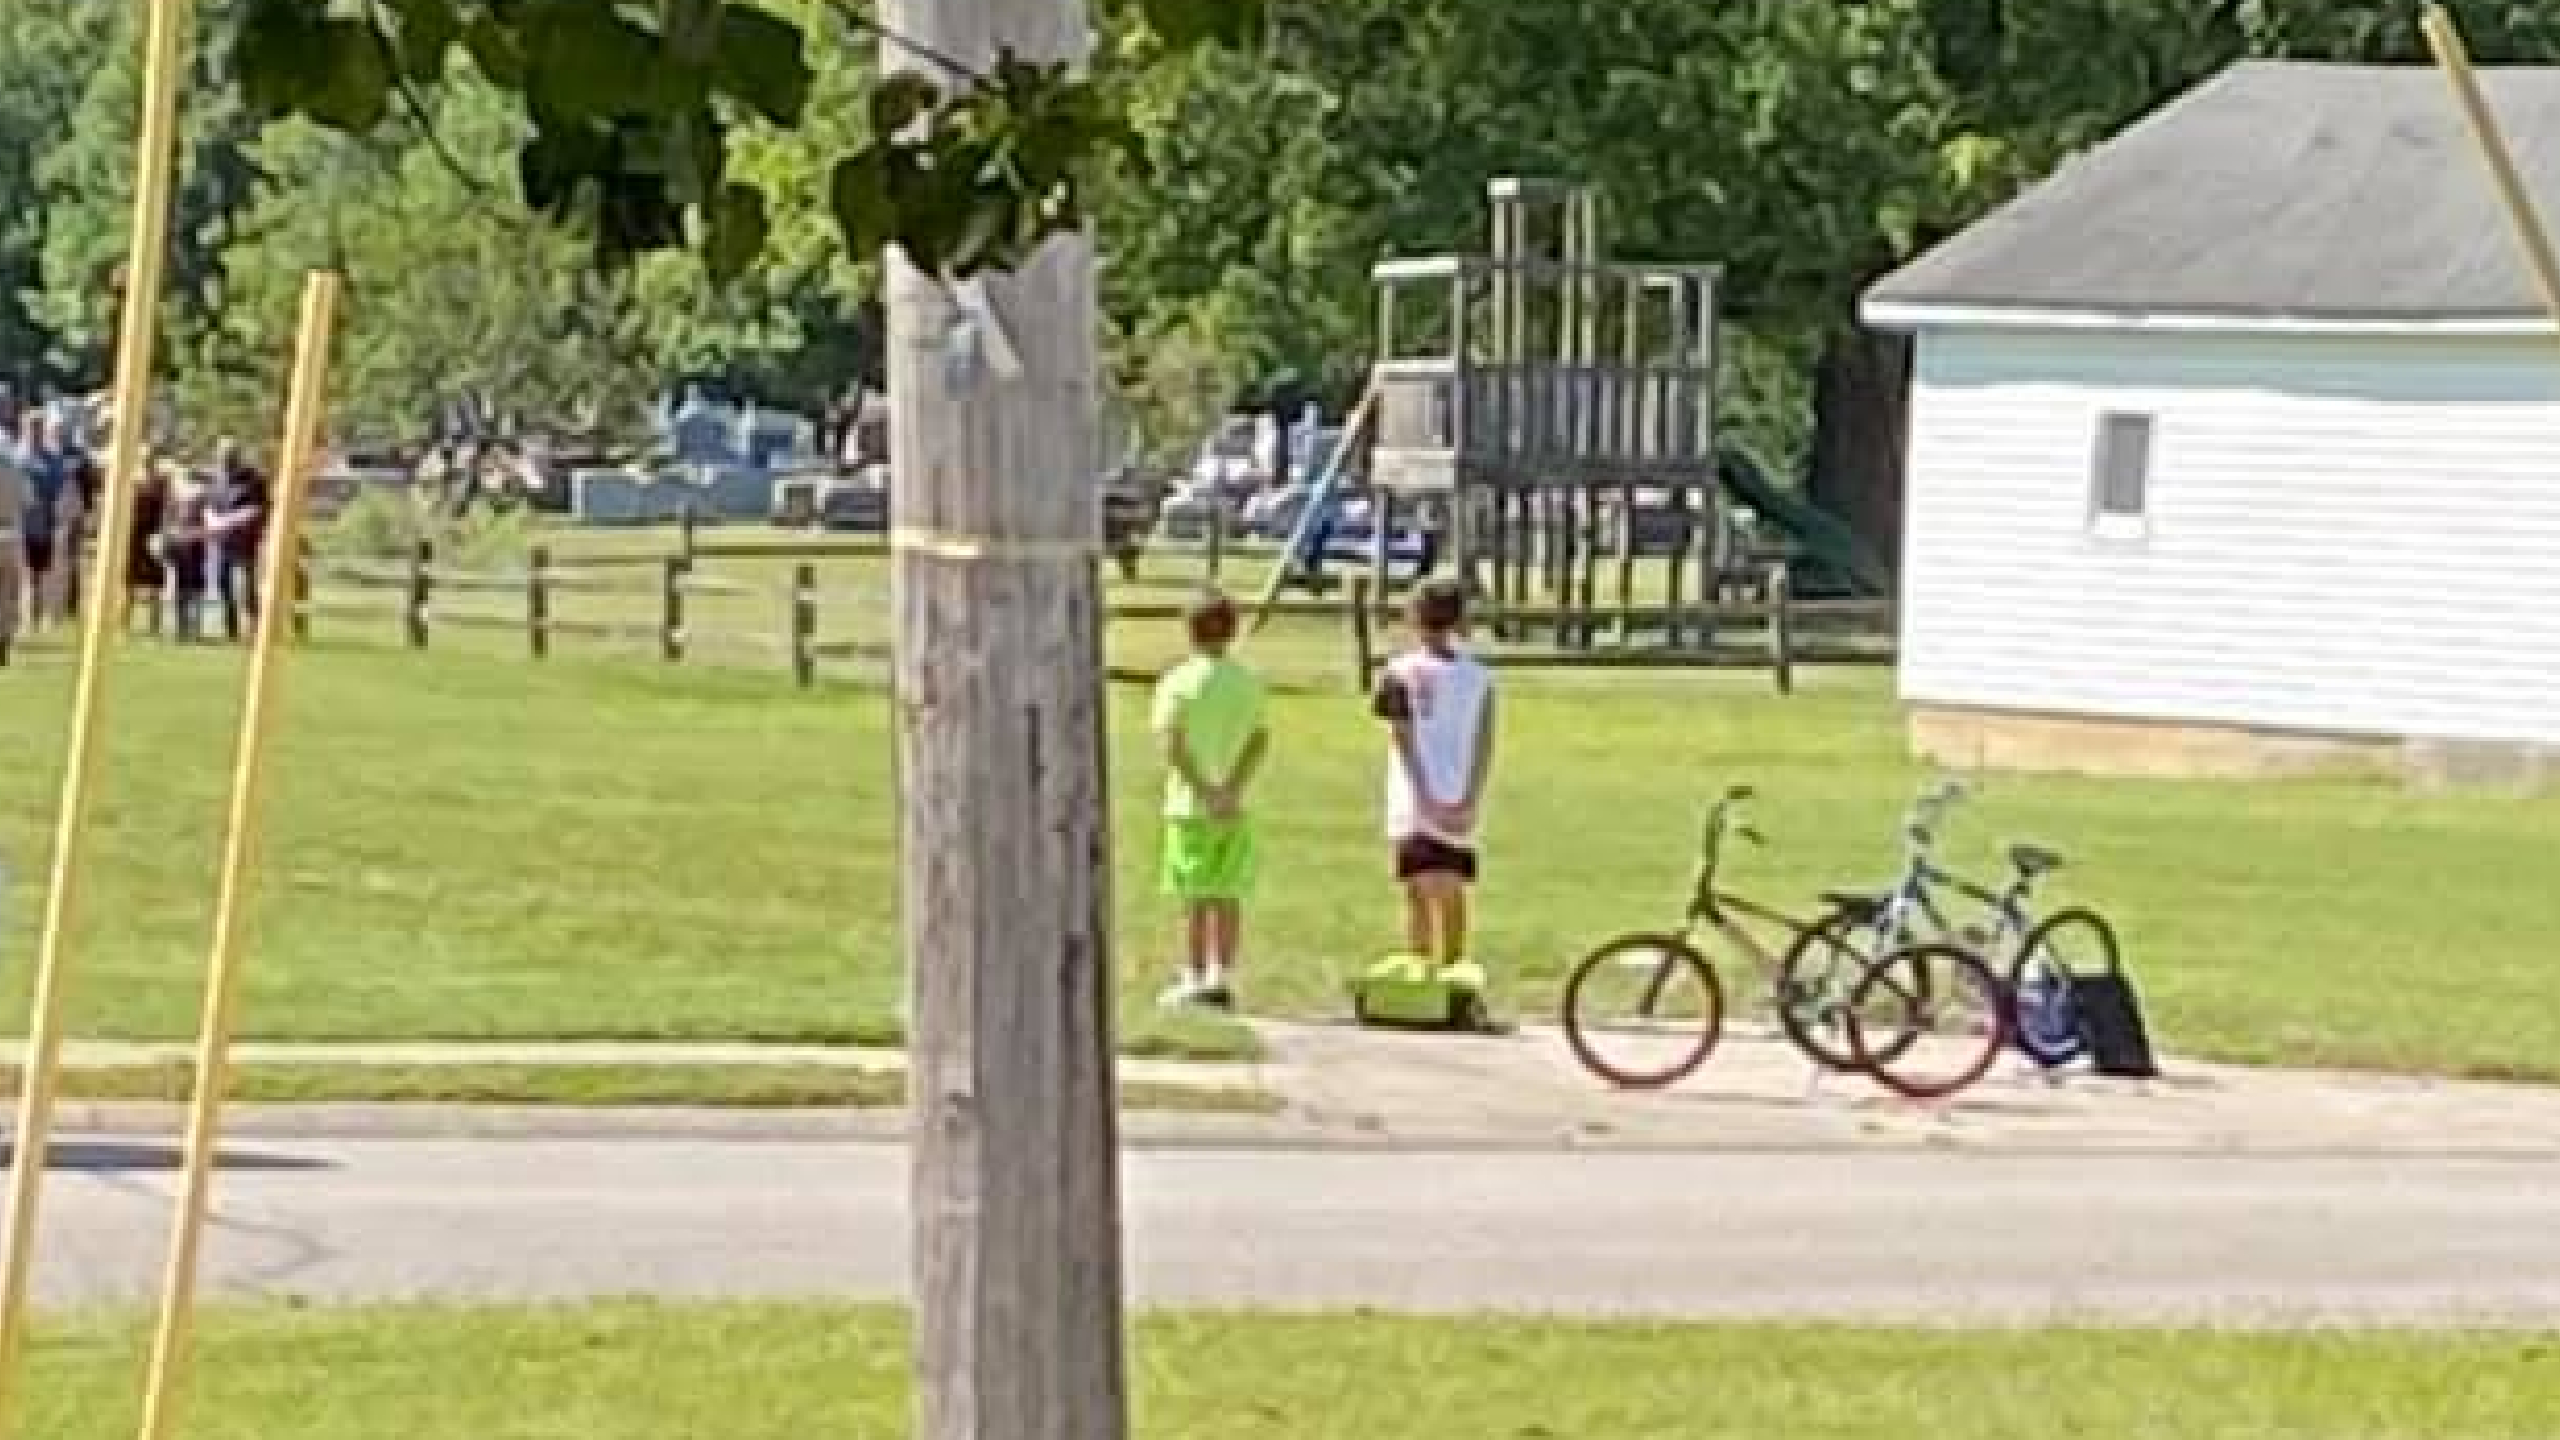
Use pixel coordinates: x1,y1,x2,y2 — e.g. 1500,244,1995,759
1863,60,2560,783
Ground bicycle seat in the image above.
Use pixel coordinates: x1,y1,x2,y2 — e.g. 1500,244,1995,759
1821,890,1887,923
2008,843,2065,878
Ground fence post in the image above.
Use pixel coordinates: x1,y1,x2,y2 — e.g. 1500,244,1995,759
790,562,817,688
660,555,688,662
1205,491,1226,581
678,504,700,564
1369,489,1396,607
1663,489,1690,650
404,539,433,649
527,544,551,659
1767,561,1795,696
1348,574,1378,693
1615,480,1639,645
290,536,311,642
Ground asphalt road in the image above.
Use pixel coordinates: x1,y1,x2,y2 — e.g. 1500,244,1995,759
16,1136,2560,1324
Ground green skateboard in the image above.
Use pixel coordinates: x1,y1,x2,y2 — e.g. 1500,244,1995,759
1348,954,1498,1032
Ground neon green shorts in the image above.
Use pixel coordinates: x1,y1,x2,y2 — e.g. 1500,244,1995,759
1161,817,1258,902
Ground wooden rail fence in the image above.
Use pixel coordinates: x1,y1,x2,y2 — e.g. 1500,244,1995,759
289,536,1892,692
291,538,896,686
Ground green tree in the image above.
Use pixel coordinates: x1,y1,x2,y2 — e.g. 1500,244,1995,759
631,6,885,416
34,0,261,385
199,79,659,448
1096,30,1388,426
0,0,112,388
227,0,1268,278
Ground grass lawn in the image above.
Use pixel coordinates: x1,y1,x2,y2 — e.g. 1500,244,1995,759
18,1303,2556,1439
0,621,2555,1081
0,1063,1276,1112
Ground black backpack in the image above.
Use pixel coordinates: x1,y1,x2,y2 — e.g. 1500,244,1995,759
2071,959,2159,1079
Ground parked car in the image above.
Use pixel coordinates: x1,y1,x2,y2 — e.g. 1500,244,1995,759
1188,415,1265,496
818,478,889,533
1154,478,1238,542
1239,483,1312,540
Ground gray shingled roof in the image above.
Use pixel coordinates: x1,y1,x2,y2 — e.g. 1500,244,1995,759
1866,61,2560,321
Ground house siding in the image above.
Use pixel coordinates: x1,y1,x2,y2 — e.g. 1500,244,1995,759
1899,328,2560,748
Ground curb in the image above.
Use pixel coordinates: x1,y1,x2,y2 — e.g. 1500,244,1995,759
25,1101,2560,1161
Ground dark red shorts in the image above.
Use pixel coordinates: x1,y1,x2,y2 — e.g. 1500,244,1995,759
1393,833,1479,883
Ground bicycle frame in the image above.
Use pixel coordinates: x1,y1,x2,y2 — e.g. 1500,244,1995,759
1861,782,2048,967
1647,788,1830,1009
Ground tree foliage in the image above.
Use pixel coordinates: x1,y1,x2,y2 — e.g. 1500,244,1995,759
198,88,662,448
0,0,111,388
9,0,2560,532
630,8,886,416
31,0,261,383
228,0,1267,279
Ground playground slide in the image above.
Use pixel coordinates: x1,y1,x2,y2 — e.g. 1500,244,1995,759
1717,445,1891,599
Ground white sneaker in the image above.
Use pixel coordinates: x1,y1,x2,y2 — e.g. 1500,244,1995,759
1157,973,1207,1009
1196,967,1235,1011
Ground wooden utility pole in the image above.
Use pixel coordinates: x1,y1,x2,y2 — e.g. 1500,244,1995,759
876,0,1127,1438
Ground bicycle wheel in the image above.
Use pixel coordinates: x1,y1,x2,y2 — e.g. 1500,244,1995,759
1844,942,2009,1101
1774,906,1929,1071
1560,932,1726,1089
2009,907,2120,1069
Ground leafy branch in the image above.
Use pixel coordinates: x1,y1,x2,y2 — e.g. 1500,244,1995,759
230,0,1265,283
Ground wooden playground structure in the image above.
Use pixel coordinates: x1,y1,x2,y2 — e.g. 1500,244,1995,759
1320,175,1887,678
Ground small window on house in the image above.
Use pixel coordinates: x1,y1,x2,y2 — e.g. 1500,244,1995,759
2089,411,2153,540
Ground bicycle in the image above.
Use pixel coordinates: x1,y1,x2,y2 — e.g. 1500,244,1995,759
1767,780,2014,1100
1559,786,1960,1094
1793,779,2122,1071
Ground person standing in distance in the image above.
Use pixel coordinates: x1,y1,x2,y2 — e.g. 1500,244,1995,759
207,437,271,642
1149,587,1270,1010
16,412,70,631
1370,577,1497,986
0,443,31,666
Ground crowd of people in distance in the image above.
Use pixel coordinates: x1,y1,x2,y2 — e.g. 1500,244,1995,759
0,391,272,667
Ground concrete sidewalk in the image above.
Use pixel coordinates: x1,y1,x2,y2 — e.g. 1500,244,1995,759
7,1023,2560,1155
1250,1018,2560,1156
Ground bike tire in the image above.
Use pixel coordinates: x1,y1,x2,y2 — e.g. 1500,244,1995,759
1774,905,1929,1071
2008,906,2120,1069
1560,932,1726,1089
1845,941,2009,1101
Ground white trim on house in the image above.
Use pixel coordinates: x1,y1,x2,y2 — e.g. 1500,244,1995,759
1860,300,2560,338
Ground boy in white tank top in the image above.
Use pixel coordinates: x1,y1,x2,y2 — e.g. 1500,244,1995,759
1369,577,1497,979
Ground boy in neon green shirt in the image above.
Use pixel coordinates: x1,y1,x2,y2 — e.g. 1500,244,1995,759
1150,588,1269,1010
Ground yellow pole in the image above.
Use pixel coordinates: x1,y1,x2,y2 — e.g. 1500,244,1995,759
0,0,192,1419
130,270,340,1440
2422,5,2560,327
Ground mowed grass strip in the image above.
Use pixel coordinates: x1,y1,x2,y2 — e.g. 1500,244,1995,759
0,1063,1278,1113
17,1303,2557,1440
0,636,2554,1081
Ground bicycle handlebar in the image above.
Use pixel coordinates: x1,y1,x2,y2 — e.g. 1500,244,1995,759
1904,778,1970,848
1695,787,1764,909
1704,785,1755,837
1919,778,1968,812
